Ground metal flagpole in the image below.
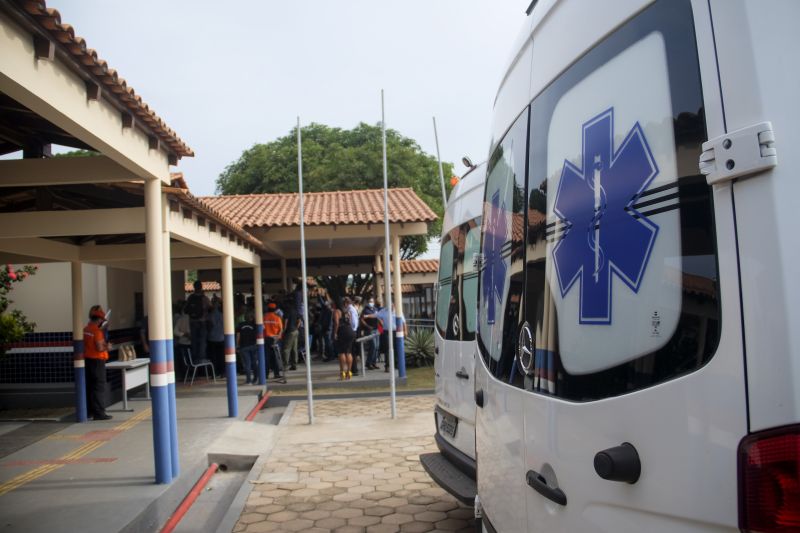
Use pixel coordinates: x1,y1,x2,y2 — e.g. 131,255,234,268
297,116,314,425
432,116,447,208
381,90,397,419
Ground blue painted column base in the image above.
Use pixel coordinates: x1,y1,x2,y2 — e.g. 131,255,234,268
257,325,266,386
166,339,179,478
149,339,172,484
225,334,239,417
395,331,407,379
73,339,88,423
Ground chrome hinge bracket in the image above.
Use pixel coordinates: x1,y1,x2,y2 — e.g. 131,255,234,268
699,121,777,185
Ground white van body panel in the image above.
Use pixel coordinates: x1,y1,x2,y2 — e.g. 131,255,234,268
474,0,774,530
435,165,485,461
710,0,800,432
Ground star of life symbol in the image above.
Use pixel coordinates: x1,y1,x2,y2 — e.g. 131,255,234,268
552,108,659,325
482,189,507,325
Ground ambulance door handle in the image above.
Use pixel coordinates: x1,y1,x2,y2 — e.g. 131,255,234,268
456,370,469,380
526,469,567,506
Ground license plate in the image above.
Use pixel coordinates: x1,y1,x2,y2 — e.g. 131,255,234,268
439,412,458,439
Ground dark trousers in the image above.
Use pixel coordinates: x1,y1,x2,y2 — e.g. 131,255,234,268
381,332,398,369
208,340,224,375
323,331,334,360
266,337,284,377
190,320,208,362
85,358,108,417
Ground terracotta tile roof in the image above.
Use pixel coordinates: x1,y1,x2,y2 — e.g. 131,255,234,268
10,1,193,157
401,259,439,274
199,188,437,228
170,172,188,190
185,281,220,292
163,186,266,251
376,259,439,274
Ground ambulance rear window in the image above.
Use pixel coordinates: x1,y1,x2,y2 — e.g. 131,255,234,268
477,0,721,400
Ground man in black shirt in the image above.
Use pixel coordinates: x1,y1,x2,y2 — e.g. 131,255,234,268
281,298,300,371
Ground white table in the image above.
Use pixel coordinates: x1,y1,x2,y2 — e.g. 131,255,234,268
107,358,150,411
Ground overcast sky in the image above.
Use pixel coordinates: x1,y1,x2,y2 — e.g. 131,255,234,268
53,1,528,197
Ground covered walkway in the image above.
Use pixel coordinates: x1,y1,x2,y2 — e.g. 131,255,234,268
0,0,265,485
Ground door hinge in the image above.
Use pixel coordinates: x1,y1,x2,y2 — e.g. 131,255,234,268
699,121,776,185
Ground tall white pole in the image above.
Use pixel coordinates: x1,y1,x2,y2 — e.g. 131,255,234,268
382,90,397,419
298,116,314,425
433,116,447,208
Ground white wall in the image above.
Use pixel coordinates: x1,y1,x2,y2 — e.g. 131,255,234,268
107,267,143,329
9,262,141,332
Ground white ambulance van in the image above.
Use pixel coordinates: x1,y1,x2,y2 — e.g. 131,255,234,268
475,0,798,531
421,161,485,505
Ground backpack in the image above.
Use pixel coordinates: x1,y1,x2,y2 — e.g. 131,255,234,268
341,306,353,328
185,293,204,319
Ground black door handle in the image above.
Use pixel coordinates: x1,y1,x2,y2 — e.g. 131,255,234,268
435,346,439,354
475,388,484,408
456,370,469,380
526,470,567,506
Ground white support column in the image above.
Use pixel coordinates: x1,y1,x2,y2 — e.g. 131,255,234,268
374,254,383,301
392,234,407,378
145,178,171,484
280,258,288,293
392,236,404,317
254,264,266,386
71,261,87,423
162,193,179,478
222,254,238,417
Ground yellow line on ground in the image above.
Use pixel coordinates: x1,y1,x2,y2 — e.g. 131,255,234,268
0,408,153,497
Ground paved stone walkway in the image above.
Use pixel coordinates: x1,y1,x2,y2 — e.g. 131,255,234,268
233,396,475,533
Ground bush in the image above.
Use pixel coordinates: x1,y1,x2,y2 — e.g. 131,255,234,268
1,264,37,357
404,327,435,368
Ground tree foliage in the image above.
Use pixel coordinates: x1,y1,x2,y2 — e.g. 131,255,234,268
216,122,453,258
0,265,37,357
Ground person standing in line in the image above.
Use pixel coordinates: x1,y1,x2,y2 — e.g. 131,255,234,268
263,301,286,383
319,297,334,362
360,297,380,370
281,297,300,371
185,280,211,364
207,297,225,376
377,302,405,372
335,297,358,380
236,310,258,385
84,305,112,421
173,302,191,379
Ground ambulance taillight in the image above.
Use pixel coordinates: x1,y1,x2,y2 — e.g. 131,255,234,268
739,425,800,532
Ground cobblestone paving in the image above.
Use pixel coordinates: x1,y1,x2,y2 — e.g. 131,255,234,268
234,396,475,533
287,396,437,426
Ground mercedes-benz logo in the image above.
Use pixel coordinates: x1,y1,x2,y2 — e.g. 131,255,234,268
452,313,460,336
517,321,534,376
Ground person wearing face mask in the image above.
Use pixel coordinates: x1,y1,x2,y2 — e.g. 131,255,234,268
360,296,380,370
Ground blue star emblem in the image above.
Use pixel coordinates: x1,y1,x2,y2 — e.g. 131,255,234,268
482,190,507,325
552,108,659,325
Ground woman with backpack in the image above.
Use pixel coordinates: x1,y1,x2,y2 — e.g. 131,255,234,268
333,296,358,380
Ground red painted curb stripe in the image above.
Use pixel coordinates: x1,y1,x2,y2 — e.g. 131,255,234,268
245,391,271,422
160,463,219,533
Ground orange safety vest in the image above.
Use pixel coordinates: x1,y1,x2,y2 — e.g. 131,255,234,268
83,322,109,360
263,312,283,338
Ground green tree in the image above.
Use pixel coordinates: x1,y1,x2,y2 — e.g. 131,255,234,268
0,264,37,357
53,149,98,158
216,122,454,258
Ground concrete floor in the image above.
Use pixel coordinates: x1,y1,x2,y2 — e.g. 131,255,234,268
0,373,467,533
0,385,266,533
